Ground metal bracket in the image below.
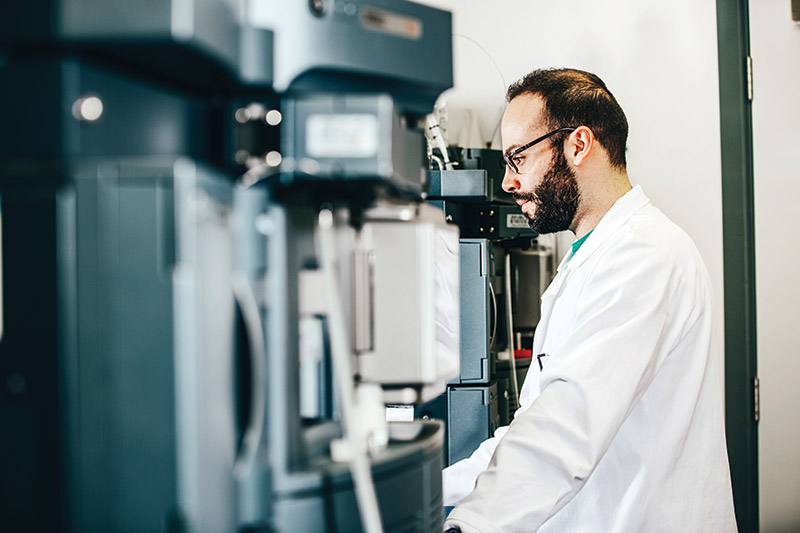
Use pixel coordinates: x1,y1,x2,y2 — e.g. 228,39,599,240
754,377,760,422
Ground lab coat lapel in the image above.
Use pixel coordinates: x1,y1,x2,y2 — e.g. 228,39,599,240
524,251,571,404
532,186,650,356
532,252,572,356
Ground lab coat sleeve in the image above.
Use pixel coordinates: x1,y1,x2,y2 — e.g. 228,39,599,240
442,425,510,506
445,236,697,532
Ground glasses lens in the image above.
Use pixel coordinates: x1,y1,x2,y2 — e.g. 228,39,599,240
503,155,518,174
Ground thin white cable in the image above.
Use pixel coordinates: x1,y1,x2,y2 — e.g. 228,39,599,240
430,154,445,171
317,209,384,533
425,115,455,170
452,33,507,147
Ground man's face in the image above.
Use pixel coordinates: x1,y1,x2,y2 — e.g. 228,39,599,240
501,94,581,234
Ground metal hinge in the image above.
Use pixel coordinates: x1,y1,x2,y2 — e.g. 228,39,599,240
746,55,754,101
754,377,760,423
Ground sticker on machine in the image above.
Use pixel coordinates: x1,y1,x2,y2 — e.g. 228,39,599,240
360,6,422,40
507,213,530,229
306,113,379,159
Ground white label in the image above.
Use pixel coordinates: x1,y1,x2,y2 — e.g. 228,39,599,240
306,114,379,159
385,404,415,422
507,213,530,229
360,7,422,40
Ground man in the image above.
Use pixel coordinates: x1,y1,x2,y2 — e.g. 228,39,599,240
442,68,737,532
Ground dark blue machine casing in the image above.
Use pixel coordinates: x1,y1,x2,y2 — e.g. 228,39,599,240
0,0,273,90
269,0,453,115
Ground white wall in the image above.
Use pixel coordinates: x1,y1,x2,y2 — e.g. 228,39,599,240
750,2,800,531
416,0,726,378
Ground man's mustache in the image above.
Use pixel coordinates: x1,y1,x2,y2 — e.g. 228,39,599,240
513,191,537,203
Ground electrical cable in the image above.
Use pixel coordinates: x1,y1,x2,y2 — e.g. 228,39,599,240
452,33,507,148
425,114,455,170
430,154,445,171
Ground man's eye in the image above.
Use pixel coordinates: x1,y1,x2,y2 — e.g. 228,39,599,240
512,156,524,165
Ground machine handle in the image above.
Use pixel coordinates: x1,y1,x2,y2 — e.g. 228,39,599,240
487,279,497,350
230,271,268,480
504,253,520,406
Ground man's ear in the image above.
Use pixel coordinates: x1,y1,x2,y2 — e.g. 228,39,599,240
568,126,594,167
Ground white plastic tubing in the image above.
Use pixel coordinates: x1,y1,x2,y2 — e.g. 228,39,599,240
317,208,384,533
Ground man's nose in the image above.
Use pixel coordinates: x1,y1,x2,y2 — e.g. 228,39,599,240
502,166,519,193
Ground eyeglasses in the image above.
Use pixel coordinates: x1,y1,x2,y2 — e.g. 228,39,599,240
503,127,578,174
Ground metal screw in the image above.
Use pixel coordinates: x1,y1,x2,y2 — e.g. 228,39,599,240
264,109,282,126
72,95,104,121
265,151,282,167
235,107,250,123
234,150,250,164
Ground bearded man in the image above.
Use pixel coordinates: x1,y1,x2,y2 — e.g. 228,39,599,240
442,68,737,533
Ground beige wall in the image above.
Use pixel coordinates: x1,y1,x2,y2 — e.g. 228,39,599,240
750,2,800,531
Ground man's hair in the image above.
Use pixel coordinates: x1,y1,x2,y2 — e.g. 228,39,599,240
506,68,628,169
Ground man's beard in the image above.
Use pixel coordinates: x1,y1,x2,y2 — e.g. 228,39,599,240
513,147,581,234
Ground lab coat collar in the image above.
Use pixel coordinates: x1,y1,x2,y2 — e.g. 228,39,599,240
565,185,650,271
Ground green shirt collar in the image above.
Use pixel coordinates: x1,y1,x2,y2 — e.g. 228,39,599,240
571,229,594,256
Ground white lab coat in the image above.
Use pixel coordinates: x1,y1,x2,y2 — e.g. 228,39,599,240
443,186,737,532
